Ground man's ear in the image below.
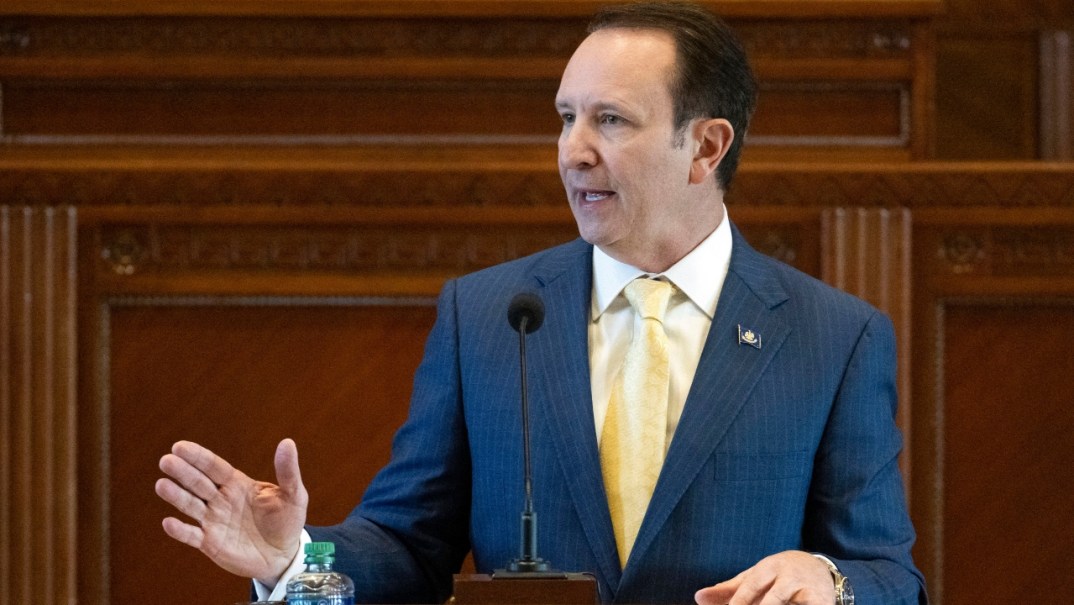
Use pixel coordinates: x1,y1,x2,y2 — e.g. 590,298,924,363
689,118,734,185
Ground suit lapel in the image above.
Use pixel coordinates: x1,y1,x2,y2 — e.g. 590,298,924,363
624,227,793,576
528,240,624,591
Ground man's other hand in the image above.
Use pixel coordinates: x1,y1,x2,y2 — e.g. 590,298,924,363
694,550,836,605
155,438,309,586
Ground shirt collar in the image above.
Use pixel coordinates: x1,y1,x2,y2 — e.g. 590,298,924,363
592,205,732,320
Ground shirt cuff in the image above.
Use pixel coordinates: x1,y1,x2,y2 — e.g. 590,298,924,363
252,529,312,602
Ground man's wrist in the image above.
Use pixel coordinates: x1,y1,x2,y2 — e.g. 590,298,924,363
816,556,854,605
254,531,311,602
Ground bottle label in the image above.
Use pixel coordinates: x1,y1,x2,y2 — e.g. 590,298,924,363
286,598,354,605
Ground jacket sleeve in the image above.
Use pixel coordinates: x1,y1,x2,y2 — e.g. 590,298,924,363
804,310,928,604
309,278,472,604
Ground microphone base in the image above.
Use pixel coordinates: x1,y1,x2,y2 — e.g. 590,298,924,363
452,572,598,605
501,557,555,574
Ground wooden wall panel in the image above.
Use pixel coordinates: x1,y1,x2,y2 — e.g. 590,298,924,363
104,302,436,603
941,303,1074,604
1040,30,1073,160
0,206,78,605
934,0,1074,160
3,80,563,140
73,208,581,605
0,6,939,158
911,211,1074,605
935,33,1038,159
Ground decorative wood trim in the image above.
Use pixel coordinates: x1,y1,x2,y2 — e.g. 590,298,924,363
911,209,1074,604
0,0,946,19
93,220,577,279
0,205,78,605
821,208,913,482
79,293,437,605
3,149,1074,209
1040,30,1073,160
910,295,1074,605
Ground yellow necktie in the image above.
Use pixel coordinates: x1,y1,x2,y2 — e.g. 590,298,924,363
600,277,672,568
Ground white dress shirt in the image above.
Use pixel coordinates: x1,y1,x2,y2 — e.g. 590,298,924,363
589,209,732,450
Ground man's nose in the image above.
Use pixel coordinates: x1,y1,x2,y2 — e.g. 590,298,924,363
559,125,598,169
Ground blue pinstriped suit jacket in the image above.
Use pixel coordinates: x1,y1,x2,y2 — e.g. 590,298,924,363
308,224,927,604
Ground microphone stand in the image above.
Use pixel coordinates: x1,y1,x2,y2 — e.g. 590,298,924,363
451,293,597,605
502,312,554,575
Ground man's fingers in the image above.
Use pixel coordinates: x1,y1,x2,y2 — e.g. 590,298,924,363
728,574,775,605
159,451,220,502
700,552,835,605
155,477,208,522
695,585,730,605
695,575,741,605
161,516,205,549
274,438,306,500
172,440,240,486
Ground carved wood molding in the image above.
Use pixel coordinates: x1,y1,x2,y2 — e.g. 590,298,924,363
0,206,78,604
92,221,577,278
914,208,1074,281
5,148,1073,209
1040,30,1073,160
0,0,945,19
0,17,917,67
0,16,587,63
731,162,1074,208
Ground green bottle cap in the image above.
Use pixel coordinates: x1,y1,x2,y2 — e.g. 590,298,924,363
304,541,336,564
305,542,335,556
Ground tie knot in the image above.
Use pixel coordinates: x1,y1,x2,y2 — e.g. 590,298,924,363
624,278,672,321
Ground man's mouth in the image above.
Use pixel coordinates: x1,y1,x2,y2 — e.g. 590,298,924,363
579,190,614,202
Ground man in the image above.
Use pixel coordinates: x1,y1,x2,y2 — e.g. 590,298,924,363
156,3,927,604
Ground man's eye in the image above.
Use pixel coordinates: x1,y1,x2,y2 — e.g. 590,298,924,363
600,114,623,126
560,113,576,125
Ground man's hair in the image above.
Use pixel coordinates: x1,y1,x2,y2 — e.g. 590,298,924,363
587,1,758,190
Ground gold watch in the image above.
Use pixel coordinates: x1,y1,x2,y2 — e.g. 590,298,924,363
825,561,854,605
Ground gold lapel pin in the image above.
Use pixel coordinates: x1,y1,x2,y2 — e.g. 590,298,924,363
737,324,762,350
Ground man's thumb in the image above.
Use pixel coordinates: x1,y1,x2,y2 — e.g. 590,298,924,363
274,438,306,497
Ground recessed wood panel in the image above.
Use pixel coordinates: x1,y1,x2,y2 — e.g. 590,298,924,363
935,35,1038,159
2,80,561,140
751,83,906,142
106,302,435,603
941,303,1074,604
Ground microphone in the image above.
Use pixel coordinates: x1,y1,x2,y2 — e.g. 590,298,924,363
507,292,544,335
452,292,596,605
502,292,555,575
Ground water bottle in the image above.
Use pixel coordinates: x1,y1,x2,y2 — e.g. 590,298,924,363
286,541,355,605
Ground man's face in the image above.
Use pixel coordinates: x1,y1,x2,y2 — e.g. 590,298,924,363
555,28,712,270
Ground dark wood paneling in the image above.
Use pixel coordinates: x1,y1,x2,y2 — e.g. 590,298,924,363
1040,30,1073,160
933,0,1074,160
104,302,435,603
942,303,1074,604
3,79,562,139
0,7,937,158
911,211,1074,605
935,34,1038,159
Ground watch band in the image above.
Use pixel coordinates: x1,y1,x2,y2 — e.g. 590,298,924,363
823,560,855,605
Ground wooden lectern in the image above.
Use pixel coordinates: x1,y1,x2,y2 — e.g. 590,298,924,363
451,572,599,605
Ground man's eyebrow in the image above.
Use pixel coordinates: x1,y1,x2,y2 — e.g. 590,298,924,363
553,100,626,113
